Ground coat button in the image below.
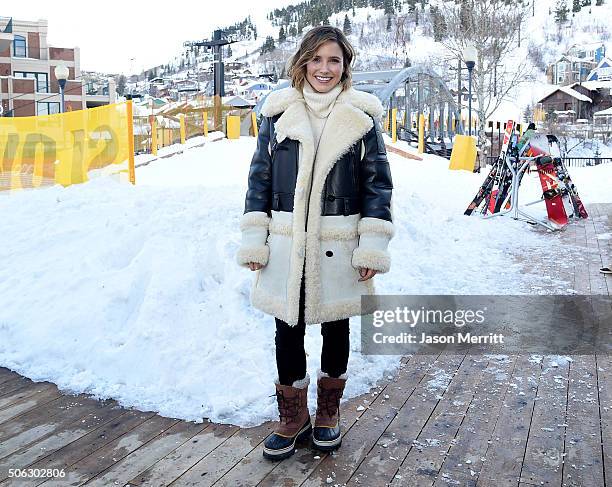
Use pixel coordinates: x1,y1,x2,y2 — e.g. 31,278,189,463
325,250,333,257
327,195,335,201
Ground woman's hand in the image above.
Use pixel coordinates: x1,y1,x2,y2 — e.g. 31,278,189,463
248,262,264,271
358,267,378,281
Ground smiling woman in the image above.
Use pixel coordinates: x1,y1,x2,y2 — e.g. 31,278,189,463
237,25,394,461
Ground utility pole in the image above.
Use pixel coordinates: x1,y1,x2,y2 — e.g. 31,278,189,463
184,30,237,131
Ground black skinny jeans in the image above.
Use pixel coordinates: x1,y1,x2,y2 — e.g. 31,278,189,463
275,274,350,386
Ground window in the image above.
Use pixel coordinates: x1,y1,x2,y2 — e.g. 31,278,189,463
36,102,60,116
13,35,26,58
14,71,49,93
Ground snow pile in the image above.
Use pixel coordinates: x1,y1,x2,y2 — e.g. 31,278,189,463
0,136,610,426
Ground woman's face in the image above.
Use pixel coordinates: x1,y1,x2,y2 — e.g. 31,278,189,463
305,41,344,93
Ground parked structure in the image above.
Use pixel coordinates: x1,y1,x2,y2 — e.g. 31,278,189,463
0,17,115,117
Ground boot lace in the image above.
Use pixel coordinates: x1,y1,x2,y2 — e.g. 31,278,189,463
275,390,301,424
317,387,342,419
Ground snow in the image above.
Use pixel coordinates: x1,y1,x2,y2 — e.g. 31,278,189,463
557,86,593,103
0,136,610,427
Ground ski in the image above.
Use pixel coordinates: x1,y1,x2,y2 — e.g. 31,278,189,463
534,155,569,228
546,135,588,219
464,120,514,215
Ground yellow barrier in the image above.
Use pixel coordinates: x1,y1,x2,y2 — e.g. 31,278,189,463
391,108,397,144
227,114,241,140
251,111,258,138
180,114,186,145
418,114,425,154
448,135,477,171
151,116,158,156
0,101,134,191
203,111,208,137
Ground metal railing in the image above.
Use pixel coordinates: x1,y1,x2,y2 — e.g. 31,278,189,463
485,156,612,167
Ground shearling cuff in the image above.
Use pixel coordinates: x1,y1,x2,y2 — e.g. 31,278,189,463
352,217,394,274
274,373,310,389
318,369,348,380
236,244,270,267
237,211,271,268
352,247,391,273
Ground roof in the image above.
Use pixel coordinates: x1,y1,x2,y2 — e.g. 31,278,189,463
585,58,612,82
594,106,612,116
572,80,612,90
559,86,592,102
539,85,593,104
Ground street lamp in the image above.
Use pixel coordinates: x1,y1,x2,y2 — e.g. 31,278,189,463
463,43,477,137
54,63,69,113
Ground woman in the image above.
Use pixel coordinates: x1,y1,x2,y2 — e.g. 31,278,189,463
236,26,394,461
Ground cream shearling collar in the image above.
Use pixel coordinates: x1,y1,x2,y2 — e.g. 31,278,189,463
260,85,384,119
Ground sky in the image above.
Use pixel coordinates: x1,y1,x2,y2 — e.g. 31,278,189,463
5,0,295,75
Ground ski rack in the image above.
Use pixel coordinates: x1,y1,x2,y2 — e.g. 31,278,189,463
482,153,561,231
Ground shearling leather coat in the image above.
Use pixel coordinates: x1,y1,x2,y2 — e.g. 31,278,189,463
237,86,395,326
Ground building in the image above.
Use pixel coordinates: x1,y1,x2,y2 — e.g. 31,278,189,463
585,57,612,82
537,81,612,122
0,17,115,117
546,43,606,86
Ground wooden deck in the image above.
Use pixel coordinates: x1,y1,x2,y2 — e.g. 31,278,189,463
0,205,610,487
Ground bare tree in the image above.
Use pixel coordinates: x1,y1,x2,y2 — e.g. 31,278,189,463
437,0,534,167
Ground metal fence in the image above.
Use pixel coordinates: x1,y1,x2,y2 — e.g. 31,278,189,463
485,156,612,167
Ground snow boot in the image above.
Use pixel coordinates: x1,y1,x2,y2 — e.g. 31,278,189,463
600,267,612,275
312,370,347,451
263,374,311,461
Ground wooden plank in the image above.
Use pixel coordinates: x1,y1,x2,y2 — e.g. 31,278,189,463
39,415,180,486
0,368,21,386
169,422,272,487
385,144,423,161
257,356,414,487
519,356,570,486
20,410,156,487
0,377,33,397
0,396,115,464
0,400,124,480
562,355,605,487
596,353,612,487
384,354,488,487
432,354,520,487
0,388,63,429
127,422,238,486
0,383,56,411
345,352,469,487
473,353,543,486
83,419,208,486
300,353,460,487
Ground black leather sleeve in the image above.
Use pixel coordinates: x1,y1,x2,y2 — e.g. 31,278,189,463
359,119,393,221
244,116,273,214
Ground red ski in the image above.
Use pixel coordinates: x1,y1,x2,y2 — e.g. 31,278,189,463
535,157,569,228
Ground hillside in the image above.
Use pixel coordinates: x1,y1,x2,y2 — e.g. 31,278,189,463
129,0,611,122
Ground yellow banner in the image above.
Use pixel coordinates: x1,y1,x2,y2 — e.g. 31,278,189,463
0,101,134,191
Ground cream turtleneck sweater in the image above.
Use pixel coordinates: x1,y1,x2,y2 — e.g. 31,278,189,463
302,80,343,150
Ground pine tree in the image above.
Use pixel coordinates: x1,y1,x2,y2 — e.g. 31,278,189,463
386,15,392,31
383,0,394,14
555,0,570,21
343,14,352,34
572,0,581,12
117,75,126,96
596,0,603,5
279,26,286,43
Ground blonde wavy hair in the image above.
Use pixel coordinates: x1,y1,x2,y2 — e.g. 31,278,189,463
286,26,355,91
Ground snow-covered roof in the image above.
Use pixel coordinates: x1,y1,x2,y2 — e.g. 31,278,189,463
558,86,592,102
576,80,612,90
594,106,612,116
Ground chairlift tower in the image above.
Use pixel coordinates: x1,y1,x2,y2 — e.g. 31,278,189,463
184,30,237,131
